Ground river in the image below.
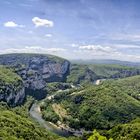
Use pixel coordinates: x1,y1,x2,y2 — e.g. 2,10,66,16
29,81,103,137
29,102,73,137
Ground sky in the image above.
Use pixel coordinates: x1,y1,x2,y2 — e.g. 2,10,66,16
0,0,140,62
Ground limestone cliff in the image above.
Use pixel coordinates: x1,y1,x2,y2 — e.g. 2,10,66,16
0,54,70,100
0,66,25,106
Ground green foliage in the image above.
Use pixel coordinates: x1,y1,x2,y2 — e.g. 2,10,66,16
0,99,47,140
0,99,78,140
41,102,60,123
47,54,66,63
46,82,72,94
88,130,112,140
107,75,140,100
0,66,22,86
0,110,46,140
49,76,140,131
108,118,140,140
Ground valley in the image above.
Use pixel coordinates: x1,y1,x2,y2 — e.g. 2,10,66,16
0,53,140,140
1,0,140,139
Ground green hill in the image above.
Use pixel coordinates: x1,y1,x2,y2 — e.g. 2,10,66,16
43,76,140,131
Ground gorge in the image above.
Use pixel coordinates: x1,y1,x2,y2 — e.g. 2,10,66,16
1,53,140,140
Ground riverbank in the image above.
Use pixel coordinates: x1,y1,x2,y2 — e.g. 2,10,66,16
29,103,73,137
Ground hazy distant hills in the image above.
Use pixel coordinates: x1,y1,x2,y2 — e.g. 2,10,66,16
71,59,140,67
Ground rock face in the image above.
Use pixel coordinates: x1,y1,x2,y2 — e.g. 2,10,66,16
77,68,98,84
0,66,25,106
0,86,25,106
0,54,70,100
111,69,140,79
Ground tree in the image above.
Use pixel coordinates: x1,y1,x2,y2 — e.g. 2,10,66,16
88,130,113,140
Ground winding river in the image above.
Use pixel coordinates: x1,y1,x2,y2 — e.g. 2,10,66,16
29,102,73,137
29,80,103,137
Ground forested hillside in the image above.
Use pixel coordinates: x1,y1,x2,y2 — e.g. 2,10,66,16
41,75,140,140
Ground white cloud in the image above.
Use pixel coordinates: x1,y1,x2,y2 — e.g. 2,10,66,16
25,46,41,50
0,46,66,54
25,46,66,52
32,17,54,27
71,44,124,60
1,45,140,62
4,21,17,27
71,43,78,48
45,34,52,37
69,44,140,61
79,45,116,53
4,21,25,28
46,48,66,52
73,48,140,62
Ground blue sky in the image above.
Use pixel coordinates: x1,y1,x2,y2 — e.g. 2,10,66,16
0,0,140,61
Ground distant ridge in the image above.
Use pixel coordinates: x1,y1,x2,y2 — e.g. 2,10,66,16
70,59,140,67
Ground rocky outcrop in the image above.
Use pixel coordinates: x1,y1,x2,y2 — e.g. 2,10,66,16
77,68,98,84
0,86,25,106
0,66,25,106
0,54,70,100
110,69,140,79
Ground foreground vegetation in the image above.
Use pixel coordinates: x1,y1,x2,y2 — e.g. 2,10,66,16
108,118,140,140
0,99,80,140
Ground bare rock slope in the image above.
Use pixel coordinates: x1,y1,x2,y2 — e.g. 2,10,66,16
0,54,70,100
